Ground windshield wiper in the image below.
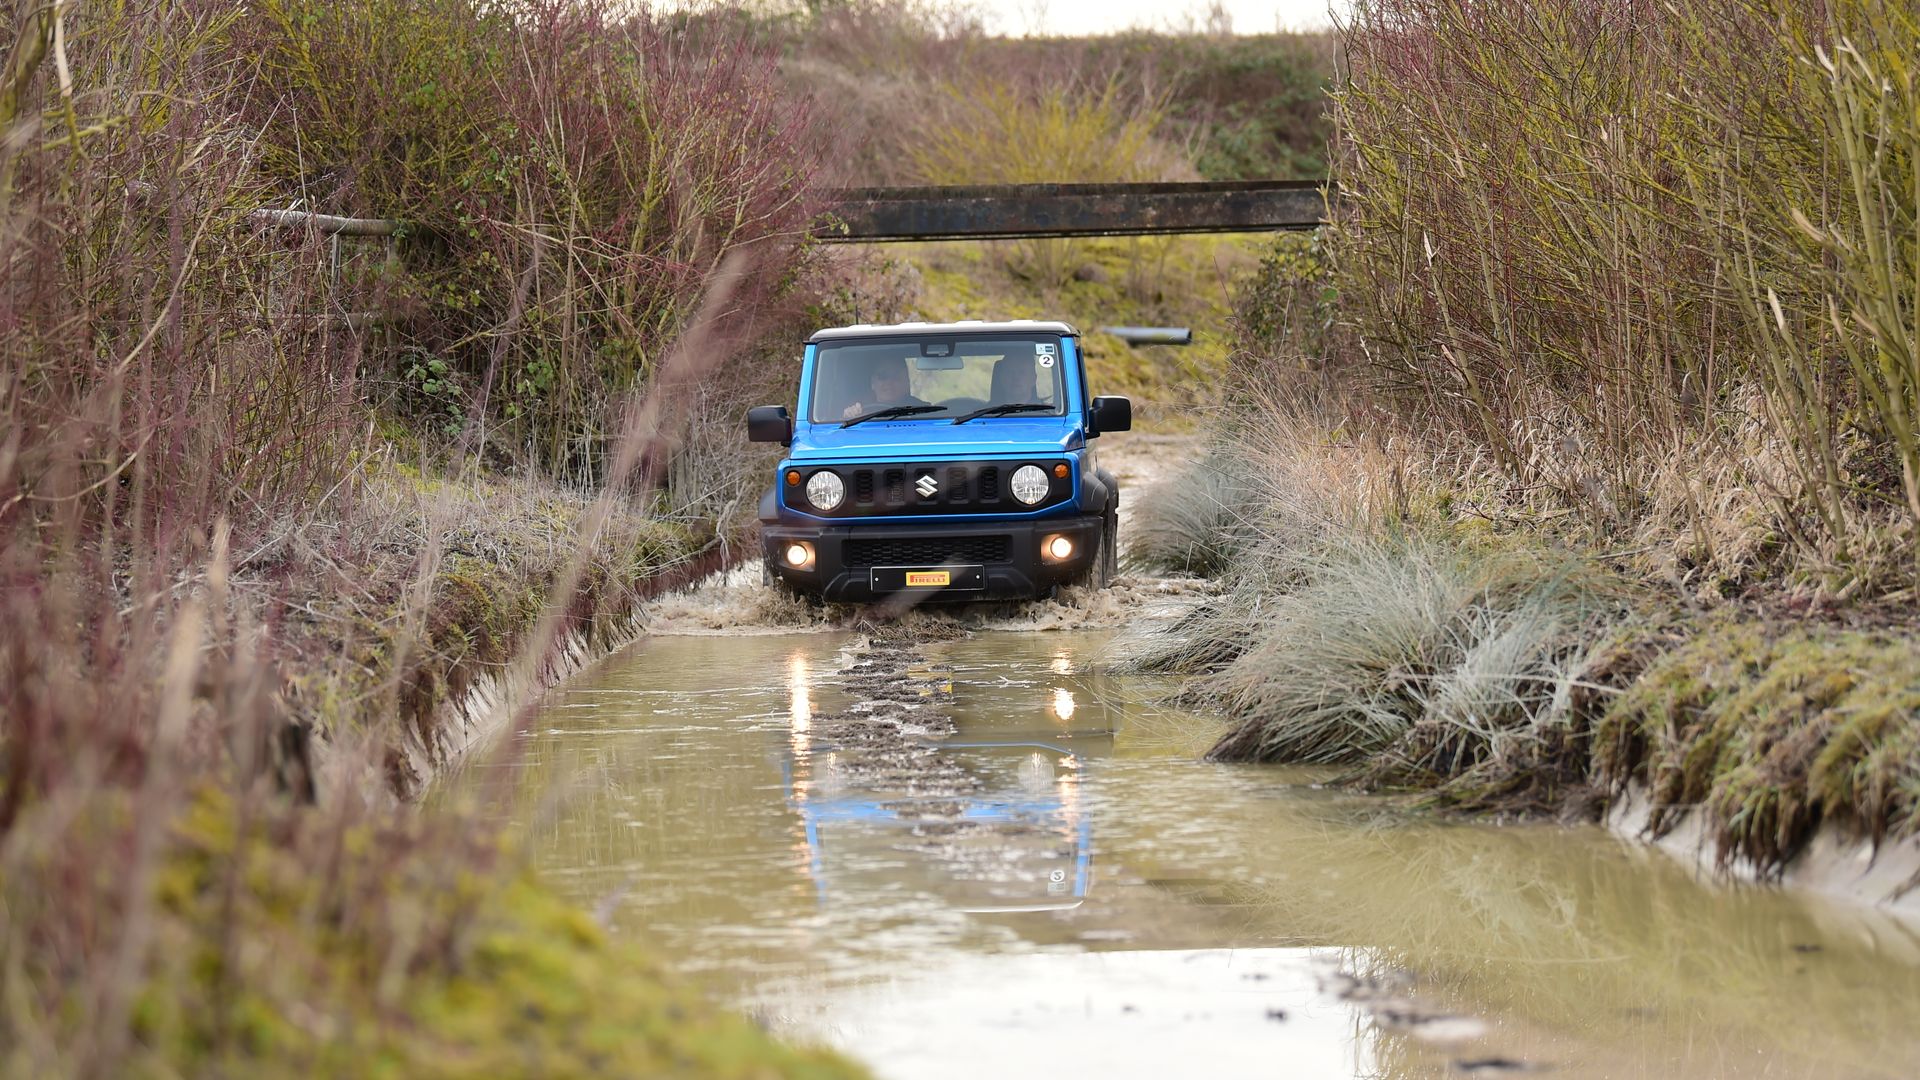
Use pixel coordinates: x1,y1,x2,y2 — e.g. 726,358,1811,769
839,404,945,429
950,403,1052,425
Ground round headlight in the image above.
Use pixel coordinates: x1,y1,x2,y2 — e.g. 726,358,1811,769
1010,464,1050,505
804,470,845,510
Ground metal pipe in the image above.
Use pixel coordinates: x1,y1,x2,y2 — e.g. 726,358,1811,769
248,207,404,237
125,183,405,237
1098,326,1193,347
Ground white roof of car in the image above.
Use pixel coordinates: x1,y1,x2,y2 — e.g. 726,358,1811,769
807,319,1077,343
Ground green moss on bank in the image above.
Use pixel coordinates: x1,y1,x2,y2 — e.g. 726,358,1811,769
1598,623,1920,873
115,791,865,1079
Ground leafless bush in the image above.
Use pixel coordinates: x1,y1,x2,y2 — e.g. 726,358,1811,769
1303,0,1920,593
0,2,831,1070
225,0,828,477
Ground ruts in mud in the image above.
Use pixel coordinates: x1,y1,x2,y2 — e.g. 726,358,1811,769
805,626,980,799
797,622,1091,890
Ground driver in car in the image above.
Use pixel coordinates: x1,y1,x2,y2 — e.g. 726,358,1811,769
841,356,931,418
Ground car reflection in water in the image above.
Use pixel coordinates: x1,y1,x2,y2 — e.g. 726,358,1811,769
780,652,1110,913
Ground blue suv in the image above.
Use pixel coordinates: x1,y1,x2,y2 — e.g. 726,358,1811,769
748,320,1131,602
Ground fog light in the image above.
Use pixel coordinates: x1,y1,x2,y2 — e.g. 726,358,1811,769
1043,534,1074,562
784,542,815,569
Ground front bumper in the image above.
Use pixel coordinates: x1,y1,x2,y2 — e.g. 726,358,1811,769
763,516,1102,602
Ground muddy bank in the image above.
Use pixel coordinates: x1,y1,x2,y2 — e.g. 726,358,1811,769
380,537,738,802
1609,781,1920,918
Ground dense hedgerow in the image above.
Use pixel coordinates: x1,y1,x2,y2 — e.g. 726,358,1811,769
229,0,826,477
1143,0,1920,875
1,2,842,1073
1289,0,1920,595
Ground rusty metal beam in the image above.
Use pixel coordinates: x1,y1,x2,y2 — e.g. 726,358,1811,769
820,180,1326,242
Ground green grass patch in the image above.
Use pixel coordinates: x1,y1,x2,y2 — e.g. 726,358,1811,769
96,790,866,1079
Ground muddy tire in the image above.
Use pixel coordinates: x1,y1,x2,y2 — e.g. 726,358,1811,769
1097,507,1118,588
1102,506,1120,585
761,558,814,603
1067,510,1117,591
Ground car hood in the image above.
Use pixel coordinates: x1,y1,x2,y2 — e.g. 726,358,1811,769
788,417,1081,461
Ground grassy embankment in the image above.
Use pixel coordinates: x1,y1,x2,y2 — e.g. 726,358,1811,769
1132,0,1920,882
2,1,864,1074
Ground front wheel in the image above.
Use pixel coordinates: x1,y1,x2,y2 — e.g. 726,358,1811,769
1068,511,1116,591
1101,507,1119,586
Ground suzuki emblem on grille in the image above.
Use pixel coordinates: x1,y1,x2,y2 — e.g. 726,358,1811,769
914,472,939,498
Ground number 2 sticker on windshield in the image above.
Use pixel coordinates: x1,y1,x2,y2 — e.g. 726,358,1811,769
1036,343,1056,368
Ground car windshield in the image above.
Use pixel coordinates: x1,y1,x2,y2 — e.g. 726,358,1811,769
809,335,1066,424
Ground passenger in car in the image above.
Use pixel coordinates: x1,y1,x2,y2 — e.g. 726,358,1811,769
842,356,932,418
988,357,1039,405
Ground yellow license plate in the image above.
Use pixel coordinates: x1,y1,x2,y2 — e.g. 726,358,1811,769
905,570,951,587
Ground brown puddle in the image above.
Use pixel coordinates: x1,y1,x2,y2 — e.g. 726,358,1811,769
451,629,1920,1079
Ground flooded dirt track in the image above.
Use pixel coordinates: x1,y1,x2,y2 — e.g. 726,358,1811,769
450,442,1920,1080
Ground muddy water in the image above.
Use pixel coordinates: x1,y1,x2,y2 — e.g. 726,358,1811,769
455,628,1920,1079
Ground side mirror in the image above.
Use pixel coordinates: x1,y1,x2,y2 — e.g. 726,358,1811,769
747,405,791,445
1089,396,1132,436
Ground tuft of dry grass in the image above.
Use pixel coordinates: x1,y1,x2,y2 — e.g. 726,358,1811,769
1125,453,1257,577
1196,534,1624,777
1129,380,1632,800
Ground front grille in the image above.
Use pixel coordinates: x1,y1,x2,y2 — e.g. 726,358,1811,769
844,535,1012,568
796,459,1064,518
